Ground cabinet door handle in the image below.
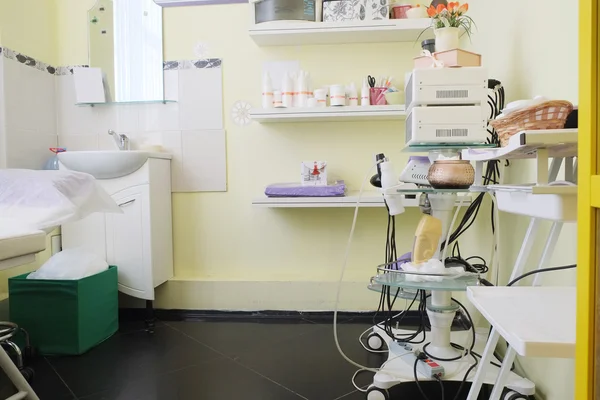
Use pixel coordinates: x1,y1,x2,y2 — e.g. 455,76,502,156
118,199,136,207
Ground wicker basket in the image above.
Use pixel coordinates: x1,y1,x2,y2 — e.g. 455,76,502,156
489,100,574,146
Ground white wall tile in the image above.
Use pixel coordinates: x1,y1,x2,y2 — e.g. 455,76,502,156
178,68,223,131
164,70,178,101
58,134,99,151
180,130,226,192
98,132,118,150
6,131,57,170
113,106,139,133
138,103,179,132
56,75,97,135
4,59,56,134
127,131,163,150
56,75,139,136
160,131,183,192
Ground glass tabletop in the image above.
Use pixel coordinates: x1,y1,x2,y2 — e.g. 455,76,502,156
76,99,177,107
393,188,481,194
367,282,424,300
373,271,480,292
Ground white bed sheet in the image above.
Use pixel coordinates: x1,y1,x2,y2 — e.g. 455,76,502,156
0,169,120,231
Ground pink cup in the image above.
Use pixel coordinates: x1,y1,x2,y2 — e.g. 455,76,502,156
370,87,388,105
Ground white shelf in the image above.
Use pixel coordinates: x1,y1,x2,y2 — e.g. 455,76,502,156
252,191,471,208
467,286,575,358
461,129,578,161
488,184,577,195
489,184,577,222
249,19,433,46
249,105,406,123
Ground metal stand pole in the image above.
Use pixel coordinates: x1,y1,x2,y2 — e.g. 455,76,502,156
145,300,155,334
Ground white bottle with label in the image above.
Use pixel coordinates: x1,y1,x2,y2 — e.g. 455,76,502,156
361,78,370,106
282,72,293,108
262,72,273,109
348,82,358,106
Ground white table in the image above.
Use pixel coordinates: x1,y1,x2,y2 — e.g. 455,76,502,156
466,286,576,400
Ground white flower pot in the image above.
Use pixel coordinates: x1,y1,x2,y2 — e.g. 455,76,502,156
434,27,460,52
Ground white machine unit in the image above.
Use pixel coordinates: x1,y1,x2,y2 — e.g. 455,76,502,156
61,157,173,301
406,105,488,145
405,67,488,111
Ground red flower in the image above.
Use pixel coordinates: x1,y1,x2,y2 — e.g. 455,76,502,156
458,3,468,13
427,5,436,16
436,3,446,14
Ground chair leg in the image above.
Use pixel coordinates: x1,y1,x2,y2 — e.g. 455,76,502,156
0,345,39,400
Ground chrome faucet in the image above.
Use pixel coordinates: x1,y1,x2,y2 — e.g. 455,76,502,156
108,130,130,150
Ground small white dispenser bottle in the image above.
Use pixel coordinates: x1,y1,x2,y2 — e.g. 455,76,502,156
361,78,370,106
282,72,293,108
262,72,273,109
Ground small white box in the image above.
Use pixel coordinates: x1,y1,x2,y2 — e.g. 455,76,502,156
73,67,106,104
406,106,488,146
301,161,327,186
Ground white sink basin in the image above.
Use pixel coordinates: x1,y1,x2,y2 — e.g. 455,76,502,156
58,151,171,179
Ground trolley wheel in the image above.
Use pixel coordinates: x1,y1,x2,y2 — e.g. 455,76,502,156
366,387,389,400
504,391,531,400
366,333,384,352
20,367,34,383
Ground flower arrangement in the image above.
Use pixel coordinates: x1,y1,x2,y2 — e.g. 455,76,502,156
426,2,475,39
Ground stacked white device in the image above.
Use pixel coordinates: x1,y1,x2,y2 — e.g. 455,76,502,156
405,67,489,146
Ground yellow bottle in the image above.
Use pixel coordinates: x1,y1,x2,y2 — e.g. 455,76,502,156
412,215,443,265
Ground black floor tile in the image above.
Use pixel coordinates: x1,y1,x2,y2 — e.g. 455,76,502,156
46,325,224,398
29,357,77,400
235,322,387,400
79,357,305,400
116,319,164,335
0,356,75,400
166,319,324,360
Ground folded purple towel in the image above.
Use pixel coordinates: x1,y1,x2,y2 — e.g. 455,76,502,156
265,181,346,197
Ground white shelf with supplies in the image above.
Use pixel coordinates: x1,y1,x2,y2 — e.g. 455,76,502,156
248,18,433,46
249,105,406,123
252,191,472,208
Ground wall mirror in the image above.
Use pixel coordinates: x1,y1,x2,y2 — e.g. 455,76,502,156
88,0,164,103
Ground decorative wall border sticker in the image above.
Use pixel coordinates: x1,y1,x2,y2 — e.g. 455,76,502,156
0,47,221,76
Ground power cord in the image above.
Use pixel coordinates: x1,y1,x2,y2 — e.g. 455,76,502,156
333,161,382,373
507,264,576,287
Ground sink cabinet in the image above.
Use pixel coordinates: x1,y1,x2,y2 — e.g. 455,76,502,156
61,157,173,300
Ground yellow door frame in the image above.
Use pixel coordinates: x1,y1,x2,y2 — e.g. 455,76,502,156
577,0,598,398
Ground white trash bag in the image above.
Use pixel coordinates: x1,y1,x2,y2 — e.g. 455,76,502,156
28,248,108,280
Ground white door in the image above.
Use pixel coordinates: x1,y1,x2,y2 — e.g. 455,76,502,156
106,186,154,300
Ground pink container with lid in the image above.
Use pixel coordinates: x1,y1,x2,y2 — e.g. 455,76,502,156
391,4,412,19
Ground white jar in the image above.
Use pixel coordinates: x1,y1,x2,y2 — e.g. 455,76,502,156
330,84,346,107
314,88,327,107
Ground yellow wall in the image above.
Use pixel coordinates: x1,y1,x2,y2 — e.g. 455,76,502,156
53,0,495,299
0,0,58,65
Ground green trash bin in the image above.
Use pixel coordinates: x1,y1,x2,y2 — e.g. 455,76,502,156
8,265,119,356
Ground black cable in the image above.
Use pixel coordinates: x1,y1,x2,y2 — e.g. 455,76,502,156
435,375,445,400
413,357,431,400
507,264,576,287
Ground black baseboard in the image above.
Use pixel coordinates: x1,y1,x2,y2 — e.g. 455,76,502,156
118,308,471,330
